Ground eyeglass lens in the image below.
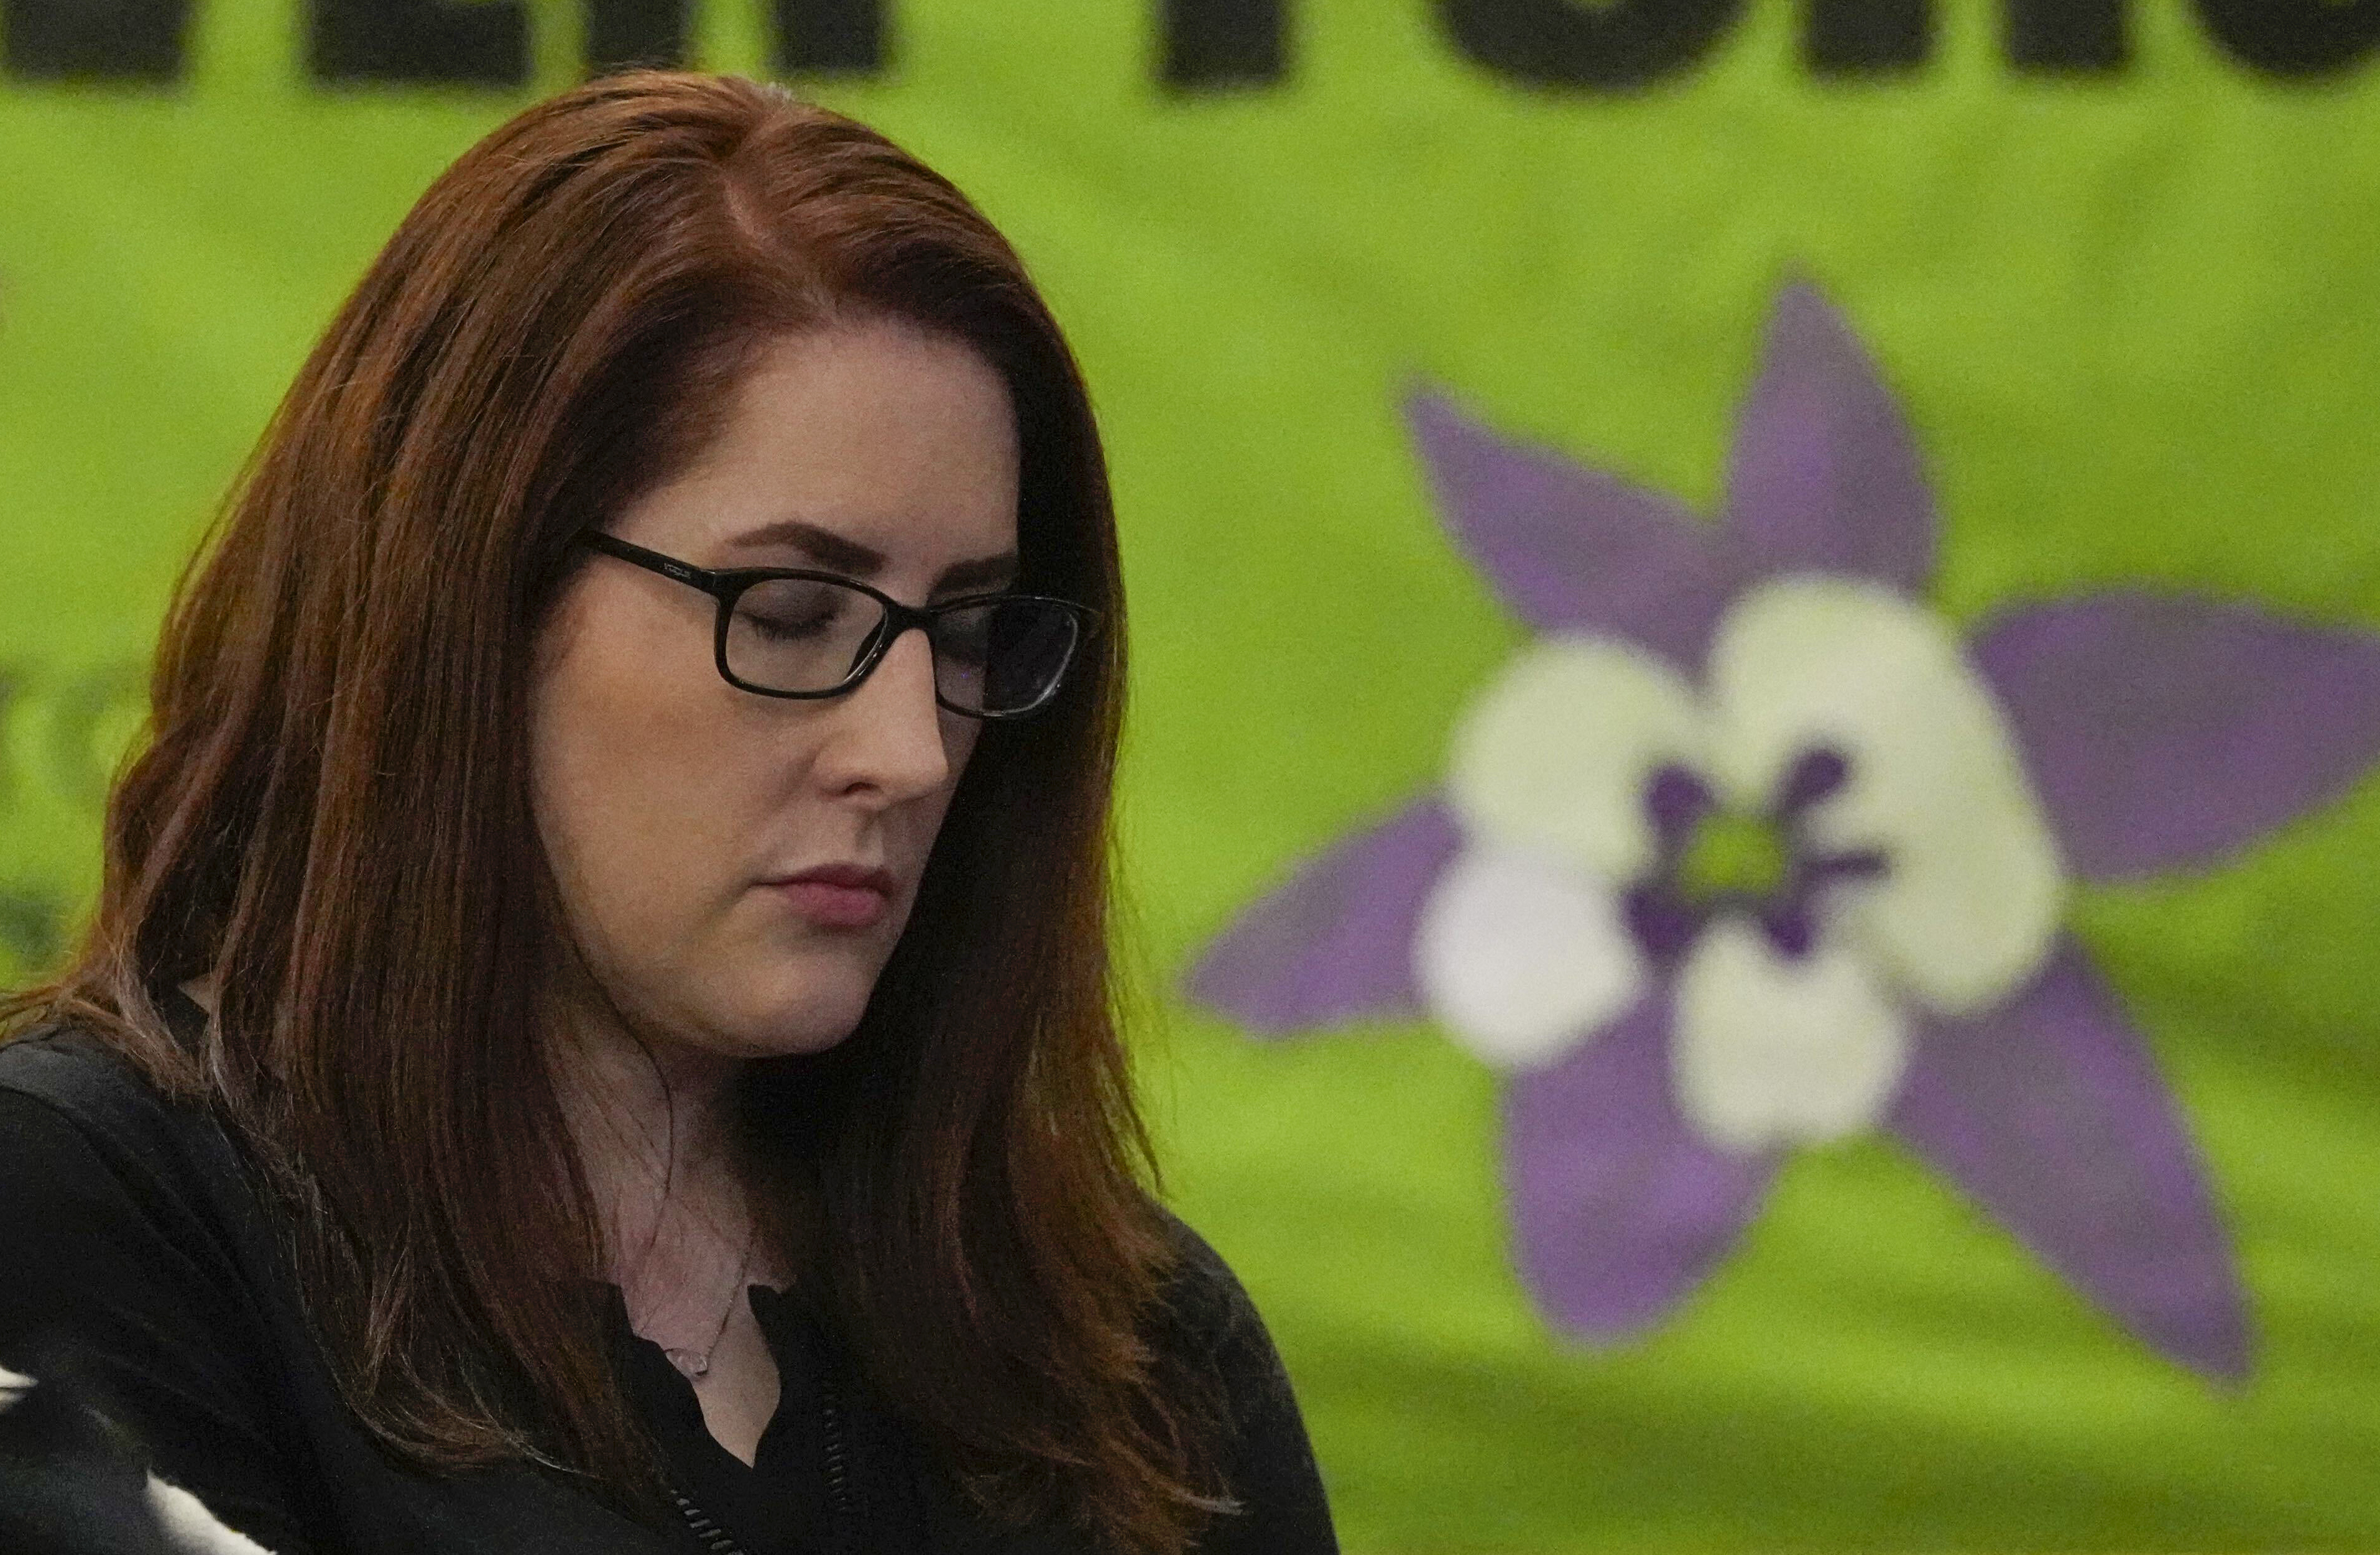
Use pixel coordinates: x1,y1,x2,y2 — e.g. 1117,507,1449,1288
726,578,1079,714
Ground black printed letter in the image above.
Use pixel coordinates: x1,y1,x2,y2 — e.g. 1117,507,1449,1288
311,0,528,85
0,888,63,976
45,666,144,808
1807,0,1931,75
2193,0,2380,78
775,0,887,74
1163,0,1288,89
588,0,691,72
2006,0,2127,73
3,0,190,80
1439,0,1746,91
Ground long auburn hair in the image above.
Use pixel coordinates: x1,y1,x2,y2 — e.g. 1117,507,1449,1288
2,70,1227,1553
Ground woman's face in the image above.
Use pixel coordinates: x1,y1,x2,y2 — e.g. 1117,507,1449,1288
530,318,1018,1062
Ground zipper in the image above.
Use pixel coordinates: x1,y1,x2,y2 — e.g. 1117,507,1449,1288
820,1367,856,1554
671,1488,749,1555
669,1369,857,1555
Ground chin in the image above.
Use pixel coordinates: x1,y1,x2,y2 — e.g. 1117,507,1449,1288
722,962,881,1058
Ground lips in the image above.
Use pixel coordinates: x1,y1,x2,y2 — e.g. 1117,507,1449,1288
769,862,897,930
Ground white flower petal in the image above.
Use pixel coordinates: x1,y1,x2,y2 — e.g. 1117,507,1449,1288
147,1473,276,1554
1705,575,2064,1014
0,1363,30,1414
1446,636,1704,882
1414,844,1645,1070
1673,917,1911,1154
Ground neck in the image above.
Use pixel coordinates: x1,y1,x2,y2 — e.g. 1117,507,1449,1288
548,979,754,1289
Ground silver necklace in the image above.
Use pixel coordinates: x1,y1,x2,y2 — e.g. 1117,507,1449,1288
657,1220,757,1383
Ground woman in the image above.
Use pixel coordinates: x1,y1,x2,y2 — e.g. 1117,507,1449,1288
0,70,1336,1555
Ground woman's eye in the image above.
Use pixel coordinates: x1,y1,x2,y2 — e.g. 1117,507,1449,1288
746,610,836,642
737,579,862,643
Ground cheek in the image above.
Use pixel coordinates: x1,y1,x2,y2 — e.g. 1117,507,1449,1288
529,607,756,953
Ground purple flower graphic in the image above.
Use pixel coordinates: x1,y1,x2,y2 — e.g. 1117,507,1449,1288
1186,283,2380,1379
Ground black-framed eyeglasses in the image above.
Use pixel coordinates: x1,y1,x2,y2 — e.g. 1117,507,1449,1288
574,530,1094,719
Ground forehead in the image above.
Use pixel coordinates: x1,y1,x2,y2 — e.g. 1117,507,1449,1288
612,319,1020,576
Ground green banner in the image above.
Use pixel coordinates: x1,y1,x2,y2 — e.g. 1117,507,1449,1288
7,3,2380,1549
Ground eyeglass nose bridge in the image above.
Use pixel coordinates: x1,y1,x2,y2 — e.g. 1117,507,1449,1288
841,599,941,693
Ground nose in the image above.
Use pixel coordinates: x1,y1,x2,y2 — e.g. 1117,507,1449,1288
809,623,954,805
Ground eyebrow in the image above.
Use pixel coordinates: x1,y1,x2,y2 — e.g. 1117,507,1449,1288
728,517,1020,596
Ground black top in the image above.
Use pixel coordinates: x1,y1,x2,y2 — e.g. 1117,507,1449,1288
0,996,1338,1555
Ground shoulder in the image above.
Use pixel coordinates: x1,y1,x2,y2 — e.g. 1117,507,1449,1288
1145,1211,1302,1445
1,1022,175,1114
0,1029,315,1555
1146,1207,1340,1551
1148,1206,1273,1369
1142,1200,1294,1381
0,1023,252,1267
0,1025,211,1179
0,1020,264,1349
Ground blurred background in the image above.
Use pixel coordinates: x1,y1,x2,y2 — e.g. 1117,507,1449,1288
5,1,2380,1549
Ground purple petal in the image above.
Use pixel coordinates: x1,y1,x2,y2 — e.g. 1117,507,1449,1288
1503,992,1777,1340
1406,389,1734,671
1890,938,2251,1379
1972,592,2380,881
1722,282,1935,595
1182,796,1460,1035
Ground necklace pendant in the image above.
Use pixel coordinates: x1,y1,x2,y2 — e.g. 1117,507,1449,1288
663,1347,711,1381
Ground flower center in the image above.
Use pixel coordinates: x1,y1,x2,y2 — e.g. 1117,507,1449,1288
1676,810,1791,905
1622,747,1889,966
